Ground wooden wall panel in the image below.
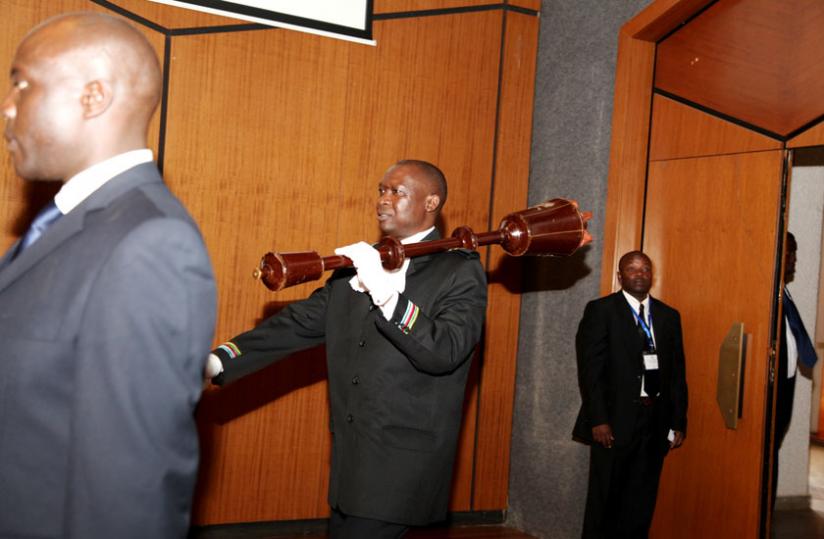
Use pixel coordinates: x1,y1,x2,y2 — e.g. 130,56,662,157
155,9,520,524
472,10,538,511
645,150,783,538
108,0,541,26
624,0,714,41
599,0,715,294
373,1,541,13
0,0,540,527
598,31,655,295
788,119,824,149
649,94,782,161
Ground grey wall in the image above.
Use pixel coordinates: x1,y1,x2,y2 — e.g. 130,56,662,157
507,1,651,538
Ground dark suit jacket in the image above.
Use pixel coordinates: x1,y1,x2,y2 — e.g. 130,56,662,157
573,292,688,448
213,231,487,526
0,163,217,539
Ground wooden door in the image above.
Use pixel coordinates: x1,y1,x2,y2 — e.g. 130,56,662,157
645,149,786,538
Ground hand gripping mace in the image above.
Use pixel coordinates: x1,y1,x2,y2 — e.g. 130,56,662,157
252,198,592,291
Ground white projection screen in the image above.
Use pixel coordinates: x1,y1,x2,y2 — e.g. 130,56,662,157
149,0,374,43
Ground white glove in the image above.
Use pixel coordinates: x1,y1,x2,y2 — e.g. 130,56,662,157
204,353,223,380
334,241,401,307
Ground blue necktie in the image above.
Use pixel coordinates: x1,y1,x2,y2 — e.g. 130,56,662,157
13,200,62,260
783,289,818,368
638,303,660,396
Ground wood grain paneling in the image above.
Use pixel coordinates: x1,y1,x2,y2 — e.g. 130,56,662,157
156,9,514,524
600,0,729,294
623,0,713,41
598,31,655,295
102,1,541,29
472,10,538,511
1,0,539,526
373,1,515,14
655,0,824,137
787,119,824,149
649,94,782,161
645,150,783,538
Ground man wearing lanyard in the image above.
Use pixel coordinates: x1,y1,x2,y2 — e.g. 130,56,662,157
573,251,688,538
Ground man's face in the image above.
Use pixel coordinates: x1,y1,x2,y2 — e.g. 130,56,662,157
785,237,797,284
376,165,437,239
617,254,653,299
2,31,84,181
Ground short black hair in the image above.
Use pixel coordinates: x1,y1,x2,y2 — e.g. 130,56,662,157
393,159,447,211
618,250,651,271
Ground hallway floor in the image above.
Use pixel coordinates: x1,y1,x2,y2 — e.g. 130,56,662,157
772,442,824,538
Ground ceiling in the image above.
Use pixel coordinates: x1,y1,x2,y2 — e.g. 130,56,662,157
655,0,824,139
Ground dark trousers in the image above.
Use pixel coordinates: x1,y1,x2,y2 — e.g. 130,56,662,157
582,404,668,539
771,373,796,512
329,507,409,539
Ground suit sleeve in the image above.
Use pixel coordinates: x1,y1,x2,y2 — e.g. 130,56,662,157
212,278,331,385
68,218,216,538
669,310,688,434
576,300,611,427
375,254,487,375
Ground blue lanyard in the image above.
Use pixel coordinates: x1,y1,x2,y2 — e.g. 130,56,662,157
631,306,655,350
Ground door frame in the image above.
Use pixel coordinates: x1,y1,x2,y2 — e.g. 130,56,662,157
602,1,794,535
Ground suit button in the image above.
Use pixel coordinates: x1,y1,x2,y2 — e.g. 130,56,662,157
346,414,354,423
369,305,376,311
352,376,360,385
358,340,366,347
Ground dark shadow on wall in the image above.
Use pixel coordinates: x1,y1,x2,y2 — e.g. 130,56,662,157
490,244,593,293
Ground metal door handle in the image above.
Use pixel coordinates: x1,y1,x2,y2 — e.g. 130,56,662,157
717,322,746,429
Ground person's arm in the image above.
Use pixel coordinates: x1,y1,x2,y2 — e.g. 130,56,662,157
576,300,612,446
210,280,333,385
67,218,216,538
375,253,487,374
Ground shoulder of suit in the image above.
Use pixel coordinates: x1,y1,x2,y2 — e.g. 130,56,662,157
650,297,680,316
445,248,480,261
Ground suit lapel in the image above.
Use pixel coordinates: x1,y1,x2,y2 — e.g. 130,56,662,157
0,163,162,294
406,229,441,279
612,292,644,358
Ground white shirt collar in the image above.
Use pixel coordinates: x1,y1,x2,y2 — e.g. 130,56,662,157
622,289,650,319
54,149,154,214
400,226,435,245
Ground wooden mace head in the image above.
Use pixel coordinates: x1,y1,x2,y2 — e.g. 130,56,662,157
498,198,592,256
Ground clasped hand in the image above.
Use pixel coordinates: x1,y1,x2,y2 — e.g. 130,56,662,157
334,241,403,306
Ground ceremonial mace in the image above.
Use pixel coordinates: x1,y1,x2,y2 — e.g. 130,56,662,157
252,198,592,291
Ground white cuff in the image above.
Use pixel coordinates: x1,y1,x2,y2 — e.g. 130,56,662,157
378,291,400,320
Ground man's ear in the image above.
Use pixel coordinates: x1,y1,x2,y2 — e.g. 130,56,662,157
80,80,113,118
424,194,440,213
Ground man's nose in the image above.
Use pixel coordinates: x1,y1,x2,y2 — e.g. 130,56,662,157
1,92,16,121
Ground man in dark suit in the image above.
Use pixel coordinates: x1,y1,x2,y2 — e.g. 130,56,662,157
206,160,487,538
0,13,216,538
773,231,817,511
573,251,688,538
